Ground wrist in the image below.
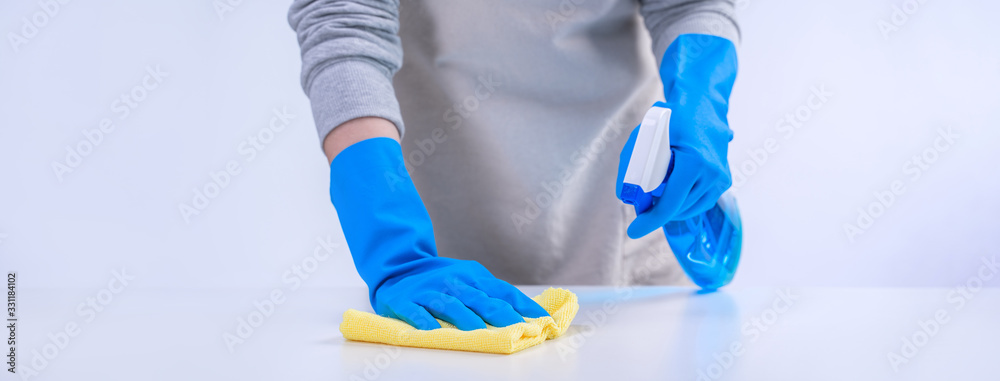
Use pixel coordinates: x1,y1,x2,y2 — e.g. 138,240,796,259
323,116,400,163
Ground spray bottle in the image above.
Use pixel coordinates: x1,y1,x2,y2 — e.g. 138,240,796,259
619,105,743,290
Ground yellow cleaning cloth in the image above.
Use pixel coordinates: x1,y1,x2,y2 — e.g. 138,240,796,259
340,288,578,354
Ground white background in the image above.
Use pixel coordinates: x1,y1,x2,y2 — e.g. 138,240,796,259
1,0,998,290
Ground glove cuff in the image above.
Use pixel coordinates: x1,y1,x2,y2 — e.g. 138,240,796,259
330,137,438,305
659,34,738,111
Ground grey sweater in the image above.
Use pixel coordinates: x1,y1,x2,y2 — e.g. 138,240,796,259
289,0,739,286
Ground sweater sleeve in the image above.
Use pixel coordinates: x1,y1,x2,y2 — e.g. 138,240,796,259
638,0,741,66
288,0,405,145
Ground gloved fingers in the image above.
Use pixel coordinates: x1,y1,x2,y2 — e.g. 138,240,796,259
673,185,723,221
416,293,488,331
388,302,441,330
672,168,727,220
673,176,710,216
473,278,550,319
448,282,525,327
627,159,698,238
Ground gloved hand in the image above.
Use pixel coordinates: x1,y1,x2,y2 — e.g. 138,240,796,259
329,137,549,330
617,34,738,239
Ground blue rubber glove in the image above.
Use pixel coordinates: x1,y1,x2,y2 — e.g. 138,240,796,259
618,34,737,239
330,137,549,330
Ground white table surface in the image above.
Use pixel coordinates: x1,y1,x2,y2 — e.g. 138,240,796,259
6,286,998,380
